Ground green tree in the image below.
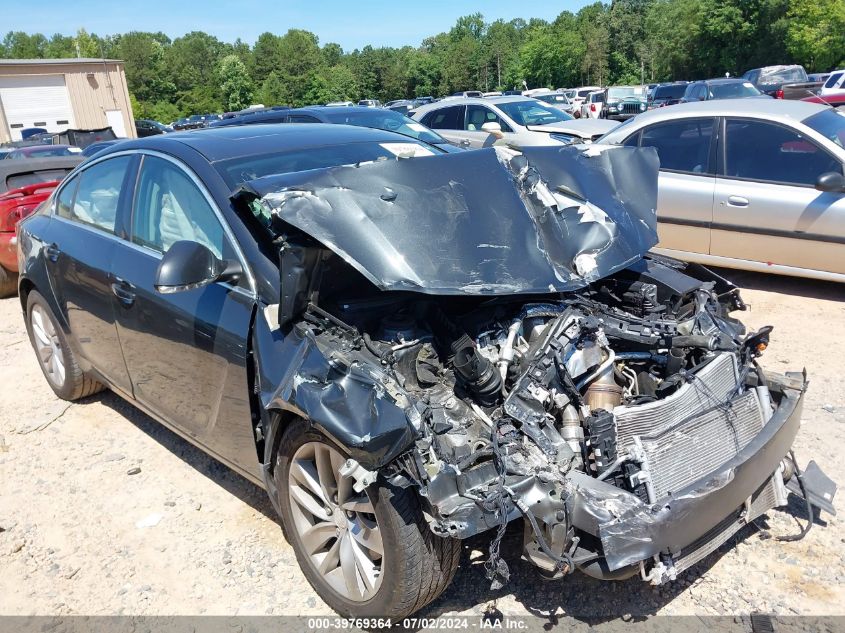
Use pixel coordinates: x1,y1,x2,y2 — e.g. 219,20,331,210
275,29,323,106
1,31,47,58
787,0,845,70
259,71,287,106
219,54,254,111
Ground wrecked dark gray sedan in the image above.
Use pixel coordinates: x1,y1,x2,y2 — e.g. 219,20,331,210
16,124,836,618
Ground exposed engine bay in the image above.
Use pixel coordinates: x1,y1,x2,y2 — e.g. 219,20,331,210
242,143,836,592
271,255,824,586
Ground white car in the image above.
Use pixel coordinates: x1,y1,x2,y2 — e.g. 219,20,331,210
580,91,605,119
570,86,601,116
821,69,845,96
412,96,618,148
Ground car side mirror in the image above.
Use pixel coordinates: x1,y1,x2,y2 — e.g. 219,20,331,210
481,121,502,134
154,240,242,294
815,171,845,193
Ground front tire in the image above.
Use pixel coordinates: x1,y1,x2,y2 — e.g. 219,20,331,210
25,290,104,401
275,419,460,618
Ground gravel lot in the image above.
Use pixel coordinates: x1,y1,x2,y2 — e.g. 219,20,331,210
1,269,843,620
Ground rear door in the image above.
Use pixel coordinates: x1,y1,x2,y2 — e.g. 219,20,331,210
625,117,717,257
109,153,256,452
44,155,135,392
711,117,845,274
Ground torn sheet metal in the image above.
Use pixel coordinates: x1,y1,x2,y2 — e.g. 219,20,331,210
235,144,659,295
253,317,417,471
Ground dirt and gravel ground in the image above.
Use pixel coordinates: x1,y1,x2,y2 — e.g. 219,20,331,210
1,269,843,621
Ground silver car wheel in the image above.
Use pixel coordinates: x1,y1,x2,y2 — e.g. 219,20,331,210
288,442,384,602
30,304,65,387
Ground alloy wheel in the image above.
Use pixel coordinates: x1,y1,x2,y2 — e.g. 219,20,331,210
288,442,384,601
30,304,65,387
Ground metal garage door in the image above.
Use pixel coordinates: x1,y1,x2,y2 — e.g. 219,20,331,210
0,75,75,141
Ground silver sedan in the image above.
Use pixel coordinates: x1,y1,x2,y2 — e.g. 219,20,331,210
598,99,845,283
411,96,618,148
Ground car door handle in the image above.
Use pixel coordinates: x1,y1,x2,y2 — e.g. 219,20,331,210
44,243,61,262
726,196,749,207
110,278,136,307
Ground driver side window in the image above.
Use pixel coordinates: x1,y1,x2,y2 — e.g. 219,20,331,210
131,156,233,261
464,105,511,132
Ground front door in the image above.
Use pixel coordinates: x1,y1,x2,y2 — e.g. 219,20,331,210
711,117,845,274
110,154,255,454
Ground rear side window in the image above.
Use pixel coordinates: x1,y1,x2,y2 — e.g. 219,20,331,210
824,72,844,89
423,106,465,130
638,118,715,174
724,119,842,186
57,156,130,233
132,156,232,260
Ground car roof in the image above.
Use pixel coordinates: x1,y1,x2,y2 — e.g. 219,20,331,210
602,99,830,139
97,123,416,163
290,106,395,116
694,77,749,85
413,95,539,115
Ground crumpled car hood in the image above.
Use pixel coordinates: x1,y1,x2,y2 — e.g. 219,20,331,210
235,144,659,295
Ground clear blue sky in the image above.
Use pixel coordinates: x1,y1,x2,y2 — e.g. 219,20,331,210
3,0,595,50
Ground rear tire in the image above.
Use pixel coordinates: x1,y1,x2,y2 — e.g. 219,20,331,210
0,266,16,298
25,289,104,401
274,419,460,618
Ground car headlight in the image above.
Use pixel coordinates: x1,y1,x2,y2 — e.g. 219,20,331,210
549,133,577,144
608,105,618,111
640,103,646,110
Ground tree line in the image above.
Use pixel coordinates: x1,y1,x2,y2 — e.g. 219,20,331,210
2,0,843,122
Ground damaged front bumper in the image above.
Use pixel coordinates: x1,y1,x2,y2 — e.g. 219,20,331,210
578,372,806,579
419,371,811,582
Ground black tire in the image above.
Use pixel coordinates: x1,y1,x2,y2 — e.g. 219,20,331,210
0,266,17,298
275,419,461,618
25,289,105,401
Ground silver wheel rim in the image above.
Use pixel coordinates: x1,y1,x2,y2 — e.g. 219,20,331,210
288,442,384,601
30,304,66,387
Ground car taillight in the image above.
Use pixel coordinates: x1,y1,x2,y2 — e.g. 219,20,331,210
775,89,784,99
591,103,596,112
0,204,37,232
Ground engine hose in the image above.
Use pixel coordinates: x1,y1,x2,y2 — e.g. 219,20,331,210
776,450,814,542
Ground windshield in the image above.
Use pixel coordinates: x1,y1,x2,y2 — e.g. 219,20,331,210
709,81,761,98
607,87,643,100
804,109,845,149
577,88,596,98
216,140,437,188
536,94,570,105
653,84,687,100
28,147,74,157
322,110,444,144
760,66,808,84
496,100,574,126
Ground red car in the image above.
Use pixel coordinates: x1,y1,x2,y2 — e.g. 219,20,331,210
802,91,845,107
0,181,58,295
0,155,82,296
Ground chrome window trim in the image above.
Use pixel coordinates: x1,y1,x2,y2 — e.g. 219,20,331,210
51,148,257,297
